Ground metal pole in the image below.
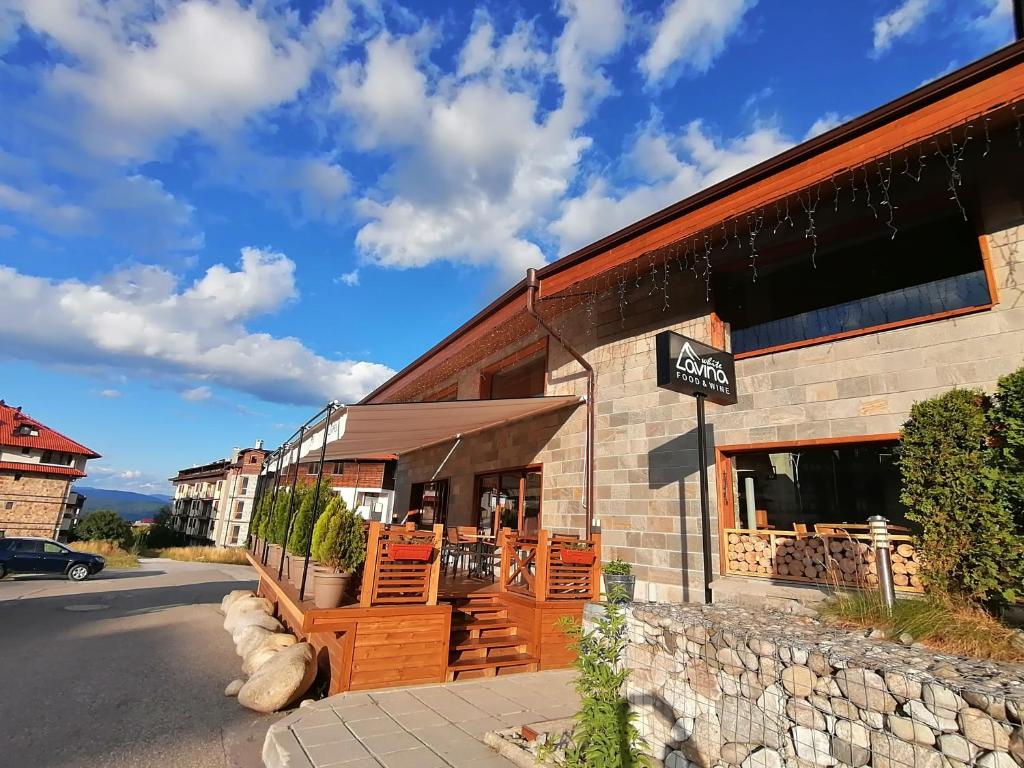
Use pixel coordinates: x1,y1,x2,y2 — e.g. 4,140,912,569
300,404,335,602
263,449,285,565
869,515,896,614
1014,0,1024,40
695,394,714,605
279,425,306,580
250,471,265,553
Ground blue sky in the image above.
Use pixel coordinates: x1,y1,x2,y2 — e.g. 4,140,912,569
0,0,1014,494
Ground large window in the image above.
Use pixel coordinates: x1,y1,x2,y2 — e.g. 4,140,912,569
722,440,909,532
408,480,449,528
715,215,992,355
481,340,548,399
475,468,542,535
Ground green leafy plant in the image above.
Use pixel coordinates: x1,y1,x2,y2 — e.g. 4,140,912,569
558,602,648,768
287,484,333,556
563,540,593,551
898,388,1023,604
267,490,291,546
602,559,632,576
987,368,1024,535
76,509,133,545
311,497,366,573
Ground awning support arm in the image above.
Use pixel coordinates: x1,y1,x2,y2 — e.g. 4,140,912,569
431,435,462,481
525,267,595,537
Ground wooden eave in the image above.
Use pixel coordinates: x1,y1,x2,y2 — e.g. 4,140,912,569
363,41,1024,405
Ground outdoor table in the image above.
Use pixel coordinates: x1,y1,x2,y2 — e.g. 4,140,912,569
461,535,498,580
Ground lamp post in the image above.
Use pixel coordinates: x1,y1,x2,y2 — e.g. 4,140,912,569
868,515,896,614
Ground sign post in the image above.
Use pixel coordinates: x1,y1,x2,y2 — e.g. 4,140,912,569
656,331,737,604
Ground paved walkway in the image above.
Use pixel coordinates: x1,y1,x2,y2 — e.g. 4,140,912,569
263,670,579,768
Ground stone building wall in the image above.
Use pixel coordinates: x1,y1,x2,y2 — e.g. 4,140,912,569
395,217,1024,605
622,603,1024,768
0,471,69,536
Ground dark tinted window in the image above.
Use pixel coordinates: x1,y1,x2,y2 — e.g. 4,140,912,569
15,540,44,553
715,215,990,354
0,539,12,550
489,353,546,399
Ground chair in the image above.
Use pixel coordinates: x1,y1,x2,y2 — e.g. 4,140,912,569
443,527,470,576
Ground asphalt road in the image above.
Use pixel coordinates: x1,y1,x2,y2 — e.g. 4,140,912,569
0,558,274,768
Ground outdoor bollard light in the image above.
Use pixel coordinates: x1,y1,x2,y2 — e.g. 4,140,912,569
868,515,896,614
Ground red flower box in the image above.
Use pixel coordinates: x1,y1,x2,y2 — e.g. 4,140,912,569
389,543,434,562
560,548,595,565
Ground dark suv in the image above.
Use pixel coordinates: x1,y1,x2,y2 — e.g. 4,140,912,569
0,538,105,581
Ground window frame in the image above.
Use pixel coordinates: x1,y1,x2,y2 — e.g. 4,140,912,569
473,465,543,536
714,434,901,575
730,233,998,360
479,338,549,399
408,479,450,529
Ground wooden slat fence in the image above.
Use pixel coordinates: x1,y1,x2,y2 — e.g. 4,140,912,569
361,522,443,606
723,528,923,593
500,529,601,602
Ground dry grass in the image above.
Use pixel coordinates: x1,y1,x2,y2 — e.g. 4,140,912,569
153,546,250,565
821,591,1024,662
68,540,140,569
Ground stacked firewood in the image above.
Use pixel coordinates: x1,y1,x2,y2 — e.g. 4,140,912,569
725,532,923,589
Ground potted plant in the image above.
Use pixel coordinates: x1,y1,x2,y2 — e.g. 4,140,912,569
560,540,596,565
285,486,314,588
602,559,635,603
389,533,434,562
266,492,290,574
311,498,366,609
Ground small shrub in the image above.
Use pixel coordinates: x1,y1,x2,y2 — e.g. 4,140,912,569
898,388,1022,604
76,510,132,545
602,559,632,576
155,546,249,565
311,497,365,573
287,484,333,556
559,602,647,768
987,367,1024,534
267,491,291,546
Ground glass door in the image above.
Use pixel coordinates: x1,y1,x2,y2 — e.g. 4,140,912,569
475,468,542,535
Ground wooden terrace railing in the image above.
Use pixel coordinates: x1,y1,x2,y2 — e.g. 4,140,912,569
360,522,444,607
723,528,923,593
499,529,601,602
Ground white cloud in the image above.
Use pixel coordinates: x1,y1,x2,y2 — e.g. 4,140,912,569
641,0,756,85
804,112,848,140
551,118,797,253
337,269,360,286
334,2,626,280
0,248,394,405
972,0,1014,43
872,0,936,56
181,386,213,402
0,223,17,238
95,389,123,399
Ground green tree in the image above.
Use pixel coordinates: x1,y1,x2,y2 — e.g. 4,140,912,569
146,507,185,548
987,368,1024,533
76,509,133,544
899,388,1023,604
287,484,334,556
311,497,365,573
267,490,291,546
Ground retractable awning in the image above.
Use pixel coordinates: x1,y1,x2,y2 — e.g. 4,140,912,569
276,395,582,467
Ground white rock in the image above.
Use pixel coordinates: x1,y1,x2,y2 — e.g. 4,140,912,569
783,666,819,698
229,611,282,641
235,626,275,659
665,750,691,768
223,596,274,632
243,646,283,676
938,733,978,763
672,717,695,742
889,715,936,746
224,679,245,697
237,643,317,714
758,684,787,718
884,671,922,702
960,708,1010,751
835,669,896,713
832,720,871,767
791,726,837,766
977,752,1018,768
220,589,254,615
741,748,784,768
923,684,967,722
871,731,943,768
903,700,940,729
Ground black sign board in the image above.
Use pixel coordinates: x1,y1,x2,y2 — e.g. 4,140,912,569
655,331,738,406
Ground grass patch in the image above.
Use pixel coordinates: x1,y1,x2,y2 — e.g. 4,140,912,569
68,540,140,569
820,591,1024,662
152,546,251,565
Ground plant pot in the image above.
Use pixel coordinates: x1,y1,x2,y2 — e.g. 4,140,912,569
561,548,596,565
603,573,635,603
389,543,433,562
266,544,283,573
288,555,308,588
313,570,354,609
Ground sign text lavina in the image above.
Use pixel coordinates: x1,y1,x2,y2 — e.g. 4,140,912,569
655,331,738,406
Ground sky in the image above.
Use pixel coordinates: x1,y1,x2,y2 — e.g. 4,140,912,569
0,0,1015,495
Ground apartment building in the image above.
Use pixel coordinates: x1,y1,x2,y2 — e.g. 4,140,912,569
169,441,268,546
274,455,398,522
0,401,100,540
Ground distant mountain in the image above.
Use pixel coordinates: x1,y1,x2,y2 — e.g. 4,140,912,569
73,486,173,521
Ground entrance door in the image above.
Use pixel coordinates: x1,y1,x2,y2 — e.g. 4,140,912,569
475,468,542,535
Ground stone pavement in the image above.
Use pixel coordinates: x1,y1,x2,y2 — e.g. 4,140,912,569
262,670,580,768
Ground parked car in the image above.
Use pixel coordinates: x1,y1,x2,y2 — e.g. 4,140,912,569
0,537,105,581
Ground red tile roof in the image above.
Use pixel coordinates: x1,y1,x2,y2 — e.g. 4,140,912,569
0,461,87,479
0,401,101,459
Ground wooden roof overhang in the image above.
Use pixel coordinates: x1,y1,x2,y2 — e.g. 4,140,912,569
364,41,1024,405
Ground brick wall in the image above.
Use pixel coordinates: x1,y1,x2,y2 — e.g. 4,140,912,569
0,471,69,537
395,216,1024,605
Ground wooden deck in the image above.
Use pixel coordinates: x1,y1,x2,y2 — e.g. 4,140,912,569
248,524,599,694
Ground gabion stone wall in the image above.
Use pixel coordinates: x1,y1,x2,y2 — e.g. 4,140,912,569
624,604,1024,768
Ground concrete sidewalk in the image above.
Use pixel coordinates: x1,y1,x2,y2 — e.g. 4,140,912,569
263,670,580,768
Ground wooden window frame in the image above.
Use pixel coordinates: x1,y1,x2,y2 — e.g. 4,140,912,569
473,464,543,535
408,478,450,529
423,383,458,402
478,338,549,399
732,234,998,360
714,434,901,575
